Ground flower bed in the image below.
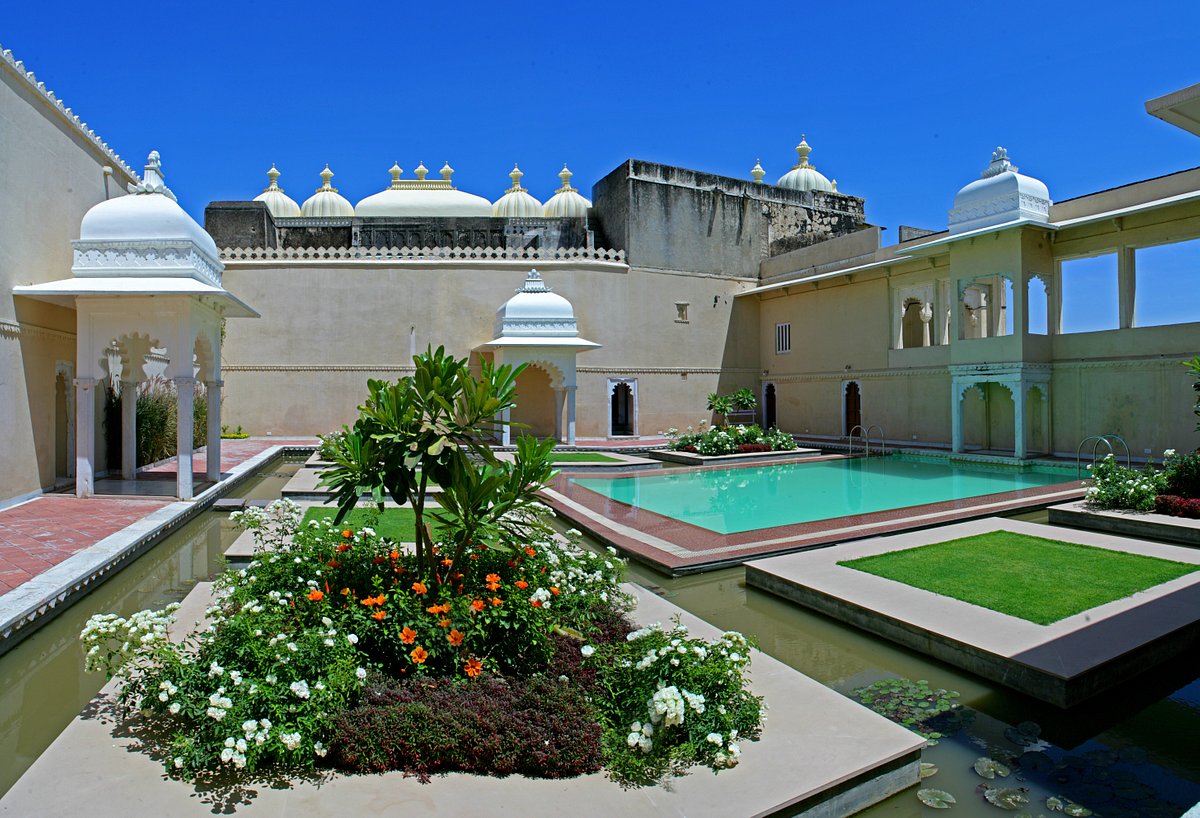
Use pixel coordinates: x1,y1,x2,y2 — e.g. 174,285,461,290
663,422,795,457
1086,450,1200,518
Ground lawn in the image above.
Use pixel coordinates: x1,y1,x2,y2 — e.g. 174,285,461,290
551,453,622,463
838,530,1199,625
301,506,445,543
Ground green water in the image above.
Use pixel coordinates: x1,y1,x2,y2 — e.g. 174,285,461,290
572,456,1076,533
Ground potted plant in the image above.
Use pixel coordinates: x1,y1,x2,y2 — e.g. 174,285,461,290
706,392,733,425
726,388,758,426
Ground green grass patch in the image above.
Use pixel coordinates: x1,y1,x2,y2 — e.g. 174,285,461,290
838,530,1199,625
551,453,622,463
301,507,446,543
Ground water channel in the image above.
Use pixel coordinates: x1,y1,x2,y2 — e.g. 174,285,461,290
0,458,1196,816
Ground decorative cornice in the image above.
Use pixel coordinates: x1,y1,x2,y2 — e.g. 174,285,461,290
222,365,418,373
0,318,76,342
220,245,626,263
0,43,138,182
72,240,223,287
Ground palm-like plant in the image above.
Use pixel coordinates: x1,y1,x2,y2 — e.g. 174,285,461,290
319,346,556,587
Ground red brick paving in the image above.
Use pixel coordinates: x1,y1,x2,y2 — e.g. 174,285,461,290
0,439,315,597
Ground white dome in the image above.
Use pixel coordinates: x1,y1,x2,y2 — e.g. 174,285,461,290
301,165,354,217
253,164,301,217
79,151,218,259
492,164,544,218
543,165,591,218
949,147,1051,234
494,269,579,338
775,136,834,193
355,161,492,217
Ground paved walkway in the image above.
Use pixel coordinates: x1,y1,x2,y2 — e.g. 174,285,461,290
0,439,314,596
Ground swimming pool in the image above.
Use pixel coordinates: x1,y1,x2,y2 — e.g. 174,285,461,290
569,456,1076,534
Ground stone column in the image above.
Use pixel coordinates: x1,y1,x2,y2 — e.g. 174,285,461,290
566,386,577,445
501,407,511,447
1118,246,1136,329
121,381,137,481
951,381,966,454
920,302,933,348
175,377,196,500
1049,264,1063,334
553,388,565,442
205,380,223,483
74,377,96,498
1012,381,1027,459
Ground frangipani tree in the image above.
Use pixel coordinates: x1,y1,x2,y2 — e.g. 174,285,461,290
319,346,556,587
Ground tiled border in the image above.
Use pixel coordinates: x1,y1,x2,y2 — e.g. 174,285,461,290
745,518,1200,707
543,462,1084,574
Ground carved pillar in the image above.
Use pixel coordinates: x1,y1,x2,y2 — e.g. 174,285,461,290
553,388,565,441
175,377,195,500
920,302,933,348
566,386,577,446
121,381,137,481
205,380,223,482
1012,381,1027,459
75,378,96,498
951,381,966,454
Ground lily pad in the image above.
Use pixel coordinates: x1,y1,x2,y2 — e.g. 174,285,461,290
974,757,1012,779
920,762,939,779
917,788,957,809
1063,804,1092,817
1045,796,1066,812
1005,721,1043,746
984,787,1031,810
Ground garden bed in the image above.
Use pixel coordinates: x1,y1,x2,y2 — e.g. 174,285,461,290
649,447,823,466
1047,501,1200,547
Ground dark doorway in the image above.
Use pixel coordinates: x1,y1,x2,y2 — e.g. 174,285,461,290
844,382,861,433
611,383,634,435
764,383,777,429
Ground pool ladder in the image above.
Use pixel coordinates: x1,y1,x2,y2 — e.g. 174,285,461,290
848,424,886,457
1075,434,1131,477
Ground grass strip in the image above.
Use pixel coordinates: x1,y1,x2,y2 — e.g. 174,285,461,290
551,453,623,463
301,506,447,543
838,530,1199,625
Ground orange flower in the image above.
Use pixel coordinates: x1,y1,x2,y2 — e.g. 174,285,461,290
438,617,452,628
426,602,450,615
372,610,387,621
342,529,353,539
469,553,480,560
400,626,416,644
448,629,464,646
307,589,324,602
412,582,428,595
531,599,543,608
327,559,340,569
550,587,560,596
490,597,503,607
441,557,453,567
486,582,501,592
411,646,428,664
524,547,537,557
340,587,351,596
486,573,501,584
471,599,485,612
515,580,529,590
336,543,351,552
372,556,386,564
464,657,483,677
390,550,401,561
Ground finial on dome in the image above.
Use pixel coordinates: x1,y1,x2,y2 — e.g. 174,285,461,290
519,268,550,293
389,162,403,189
264,164,282,192
557,164,576,193
127,149,177,200
831,179,838,192
414,161,428,181
751,159,765,184
317,164,337,192
794,135,813,169
980,146,1017,178
507,163,527,192
440,162,454,183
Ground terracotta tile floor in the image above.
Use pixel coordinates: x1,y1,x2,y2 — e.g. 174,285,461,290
0,439,315,596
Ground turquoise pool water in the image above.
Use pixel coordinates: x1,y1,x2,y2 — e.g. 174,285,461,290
570,456,1075,534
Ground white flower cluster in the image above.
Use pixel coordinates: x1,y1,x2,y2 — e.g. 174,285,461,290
206,691,233,721
647,682,706,728
80,604,180,675
625,720,655,753
529,587,552,609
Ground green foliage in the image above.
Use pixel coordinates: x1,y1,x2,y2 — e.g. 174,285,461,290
1086,453,1168,512
1165,448,1200,499
1185,355,1200,432
131,377,208,466
851,678,960,745
221,424,250,440
663,423,796,456
729,388,758,411
705,392,732,418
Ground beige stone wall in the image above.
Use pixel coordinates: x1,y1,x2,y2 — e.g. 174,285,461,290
218,260,759,438
0,65,135,502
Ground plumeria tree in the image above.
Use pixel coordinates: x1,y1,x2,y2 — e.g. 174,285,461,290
319,346,556,588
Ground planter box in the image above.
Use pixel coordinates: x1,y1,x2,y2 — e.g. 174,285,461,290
649,447,822,466
1048,501,1200,547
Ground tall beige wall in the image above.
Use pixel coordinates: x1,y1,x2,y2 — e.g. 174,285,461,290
0,63,135,503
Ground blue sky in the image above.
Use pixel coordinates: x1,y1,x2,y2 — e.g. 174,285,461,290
5,1,1199,242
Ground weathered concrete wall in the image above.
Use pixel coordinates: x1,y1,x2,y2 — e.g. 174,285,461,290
0,62,134,503
591,160,866,278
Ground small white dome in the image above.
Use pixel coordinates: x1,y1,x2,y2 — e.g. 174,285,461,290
355,161,492,217
776,136,834,193
253,164,301,217
79,151,218,259
301,165,354,217
543,165,591,218
494,269,578,338
492,164,544,218
949,147,1051,234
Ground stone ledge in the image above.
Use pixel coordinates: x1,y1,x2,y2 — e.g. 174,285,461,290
1048,501,1200,547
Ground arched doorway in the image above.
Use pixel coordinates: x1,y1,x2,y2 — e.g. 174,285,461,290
764,383,777,429
611,382,634,436
843,381,861,433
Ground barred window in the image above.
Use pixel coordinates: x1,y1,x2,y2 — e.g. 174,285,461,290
775,322,791,354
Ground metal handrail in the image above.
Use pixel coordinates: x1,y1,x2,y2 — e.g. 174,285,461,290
865,424,886,457
1076,434,1131,477
847,425,866,457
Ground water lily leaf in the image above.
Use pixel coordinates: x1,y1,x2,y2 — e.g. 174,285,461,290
917,788,957,808
920,762,939,779
1045,796,1066,811
974,757,1012,779
1063,804,1092,817
984,787,1030,810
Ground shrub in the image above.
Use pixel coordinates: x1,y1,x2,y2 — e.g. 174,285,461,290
330,675,603,779
1154,494,1200,519
729,388,758,411
1084,454,1168,512
221,424,250,440
663,423,796,456
1164,449,1200,499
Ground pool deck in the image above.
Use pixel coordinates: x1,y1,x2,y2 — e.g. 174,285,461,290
0,581,923,818
745,518,1200,707
541,458,1085,574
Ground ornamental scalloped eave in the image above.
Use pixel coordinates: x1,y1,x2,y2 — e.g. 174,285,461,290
948,147,1051,234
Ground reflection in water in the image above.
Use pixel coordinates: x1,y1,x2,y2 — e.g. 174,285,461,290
0,455,303,798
